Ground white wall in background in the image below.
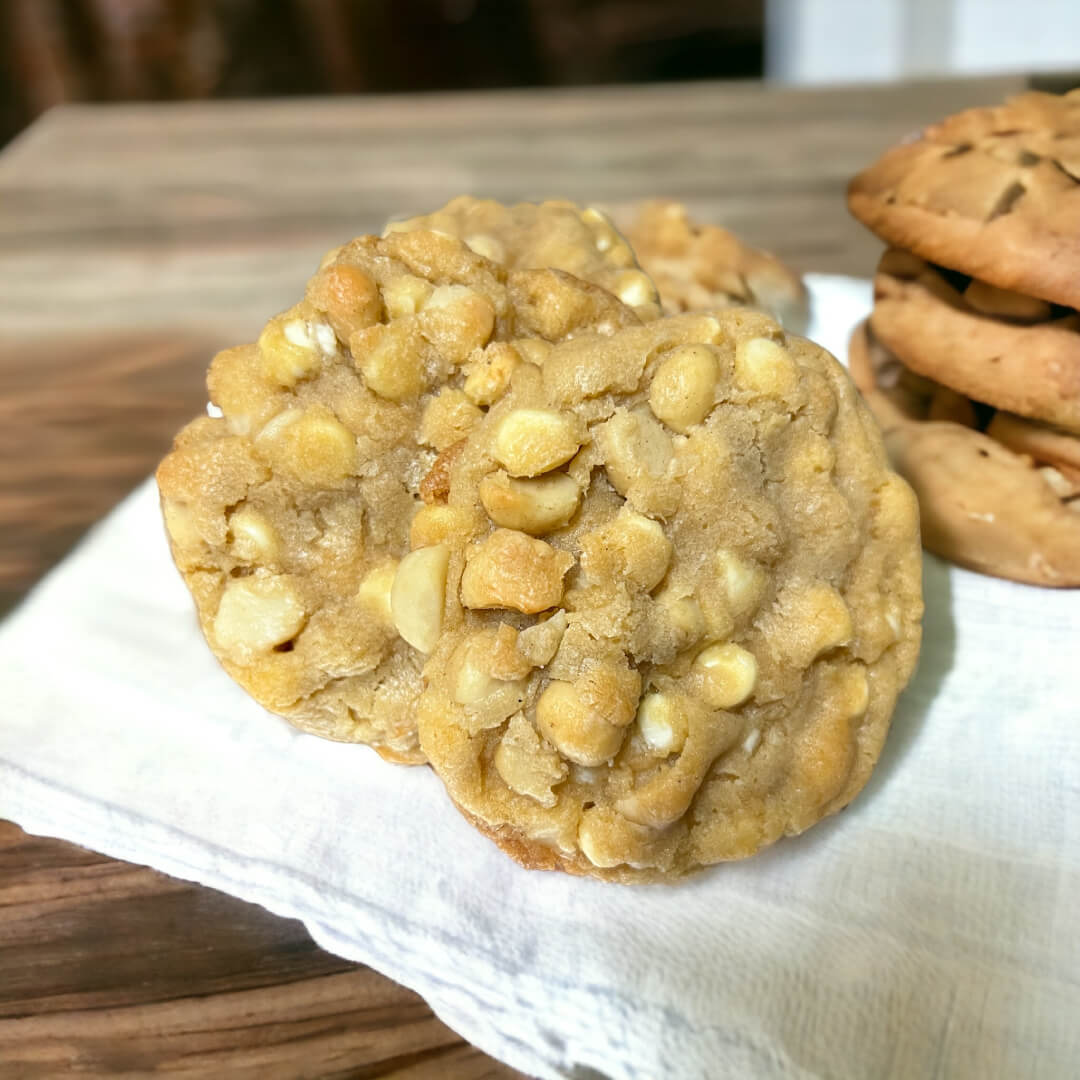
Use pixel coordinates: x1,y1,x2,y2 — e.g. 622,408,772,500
766,0,1080,84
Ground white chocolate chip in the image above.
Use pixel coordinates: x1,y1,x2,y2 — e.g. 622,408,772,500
229,506,279,563
742,727,761,755
390,544,449,653
596,408,673,497
694,642,758,709
636,693,690,755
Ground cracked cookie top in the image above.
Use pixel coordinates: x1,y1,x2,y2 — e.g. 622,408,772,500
848,90,1080,308
385,196,661,321
416,308,922,881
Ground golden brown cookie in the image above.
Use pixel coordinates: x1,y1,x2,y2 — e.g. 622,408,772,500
848,90,1080,309
869,249,1080,433
157,216,642,763
384,196,661,321
850,320,1080,585
417,310,922,882
619,200,809,332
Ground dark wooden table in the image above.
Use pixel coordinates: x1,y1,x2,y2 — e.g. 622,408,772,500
0,75,1026,1076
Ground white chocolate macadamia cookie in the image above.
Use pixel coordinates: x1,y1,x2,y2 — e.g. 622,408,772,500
157,207,642,763
158,198,921,880
416,309,922,881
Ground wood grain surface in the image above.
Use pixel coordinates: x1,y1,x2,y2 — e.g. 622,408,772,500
0,75,1026,1077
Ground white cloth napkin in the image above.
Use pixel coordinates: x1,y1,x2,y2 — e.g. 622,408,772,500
2,277,1079,1080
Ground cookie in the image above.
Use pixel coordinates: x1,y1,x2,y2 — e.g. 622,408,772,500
384,196,662,321
416,309,922,882
848,90,1080,309
985,412,1080,489
620,200,809,332
869,249,1080,433
850,320,1080,586
157,215,643,763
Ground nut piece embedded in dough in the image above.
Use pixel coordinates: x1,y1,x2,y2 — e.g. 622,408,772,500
580,509,673,591
615,268,657,310
479,472,582,535
596,409,673,497
419,388,483,451
694,642,759,709
494,713,568,807
516,610,569,667
460,529,574,613
419,284,496,366
409,504,480,549
535,680,626,766
350,320,427,401
452,632,527,705
357,561,398,625
493,409,582,477
648,344,720,434
654,586,706,648
390,544,450,653
734,336,799,397
213,573,307,661
255,406,357,486
229,506,280,563
636,692,690,755
381,274,433,319
464,342,520,406
305,264,383,340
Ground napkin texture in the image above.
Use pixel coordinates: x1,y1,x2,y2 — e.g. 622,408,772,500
2,276,1079,1080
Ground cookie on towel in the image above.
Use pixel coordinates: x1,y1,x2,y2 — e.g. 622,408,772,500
417,309,921,881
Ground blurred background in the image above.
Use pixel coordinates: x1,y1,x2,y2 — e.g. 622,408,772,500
5,0,1079,150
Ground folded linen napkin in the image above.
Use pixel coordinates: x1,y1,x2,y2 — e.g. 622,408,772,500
2,276,1078,1079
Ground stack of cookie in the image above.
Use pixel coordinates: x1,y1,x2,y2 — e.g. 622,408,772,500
157,197,922,882
847,89,1080,586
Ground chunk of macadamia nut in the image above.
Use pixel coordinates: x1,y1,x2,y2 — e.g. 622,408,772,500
535,680,627,766
479,472,582,535
580,509,672,591
390,545,450,653
460,529,574,613
213,572,307,662
493,409,583,477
